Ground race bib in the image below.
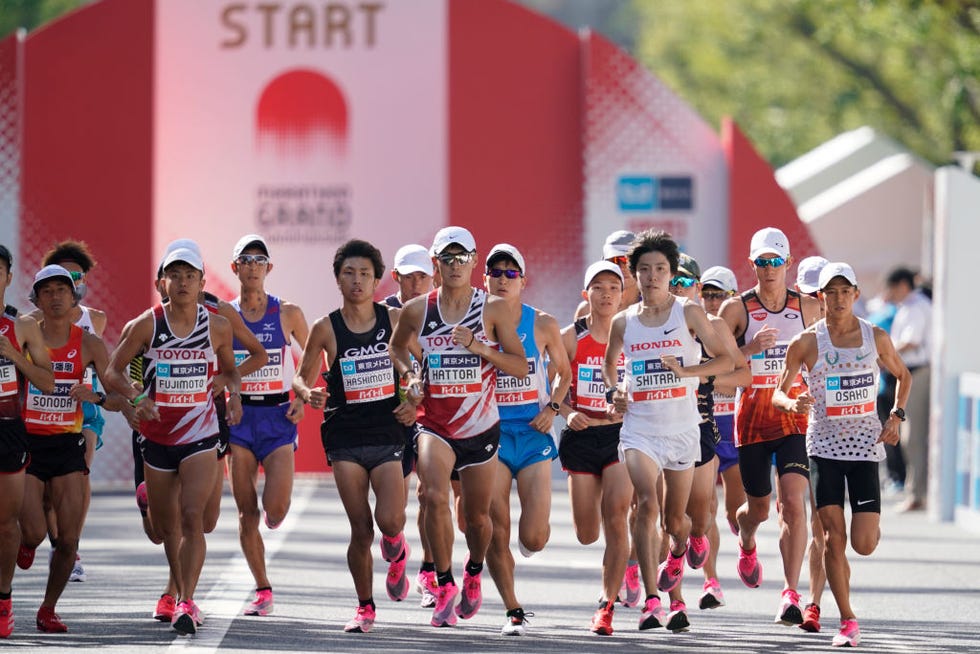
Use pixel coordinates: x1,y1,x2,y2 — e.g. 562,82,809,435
340,352,395,404
750,342,789,389
427,352,482,398
495,358,538,407
0,357,16,397
825,369,876,419
24,380,78,428
630,357,687,402
236,348,286,395
155,361,209,407
713,391,736,417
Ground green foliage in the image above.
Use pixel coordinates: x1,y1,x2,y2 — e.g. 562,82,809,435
0,0,88,41
629,0,980,167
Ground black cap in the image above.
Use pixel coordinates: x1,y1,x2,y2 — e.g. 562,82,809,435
0,244,11,269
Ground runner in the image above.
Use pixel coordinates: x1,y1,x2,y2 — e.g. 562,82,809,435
390,226,528,628
0,245,54,638
557,260,631,635
795,254,830,633
695,265,743,610
604,235,733,635
481,244,571,636
36,240,114,583
574,230,640,319
382,243,440,608
19,265,126,632
659,255,748,628
719,227,821,625
228,234,309,616
773,262,911,647
105,247,243,635
293,239,413,633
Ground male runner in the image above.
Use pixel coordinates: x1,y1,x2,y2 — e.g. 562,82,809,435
20,265,126,632
558,261,631,635
382,243,440,608
604,234,733,634
481,244,571,636
0,245,54,638
294,239,413,633
105,247,242,635
659,256,748,629
774,262,911,647
228,234,309,616
390,226,527,628
719,227,821,625
694,265,743,610
35,240,114,583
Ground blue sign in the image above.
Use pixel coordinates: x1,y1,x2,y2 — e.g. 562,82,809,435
616,175,693,212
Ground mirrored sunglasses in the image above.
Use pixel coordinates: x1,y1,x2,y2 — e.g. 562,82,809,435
487,269,522,279
670,276,697,288
68,270,84,281
753,256,786,268
437,252,474,266
236,254,269,265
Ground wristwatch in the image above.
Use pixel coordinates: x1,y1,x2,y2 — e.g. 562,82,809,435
604,387,617,403
95,391,107,407
548,401,561,414
890,408,906,422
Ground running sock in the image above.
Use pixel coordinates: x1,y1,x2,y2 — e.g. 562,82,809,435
420,561,436,573
645,594,658,602
256,586,271,593
464,559,483,576
0,591,10,600
437,570,455,587
358,597,376,610
627,559,638,567
506,607,525,618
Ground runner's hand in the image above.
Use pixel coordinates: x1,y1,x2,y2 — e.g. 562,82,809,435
878,414,901,445
751,324,778,354
286,397,304,424
393,401,417,426
307,386,328,409
790,391,814,415
529,407,556,434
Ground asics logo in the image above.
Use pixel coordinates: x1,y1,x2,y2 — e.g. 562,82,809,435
67,349,77,358
541,446,552,456
376,328,386,341
0,325,7,335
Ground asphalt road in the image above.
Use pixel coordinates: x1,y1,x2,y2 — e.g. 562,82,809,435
6,470,980,652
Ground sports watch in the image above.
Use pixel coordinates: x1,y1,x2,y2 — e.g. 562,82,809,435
890,407,906,422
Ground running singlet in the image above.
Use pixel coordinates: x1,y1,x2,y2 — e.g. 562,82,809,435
418,288,498,440
23,324,84,435
495,304,549,425
621,300,700,436
231,295,294,403
140,304,218,446
324,303,399,433
806,319,884,461
568,317,623,420
0,315,23,420
735,289,808,445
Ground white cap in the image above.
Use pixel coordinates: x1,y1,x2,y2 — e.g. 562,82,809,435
393,244,433,276
700,265,737,293
33,264,77,293
486,243,526,274
232,234,270,260
796,255,830,294
164,238,202,259
749,227,790,260
602,230,635,259
163,247,205,272
583,260,624,289
818,261,858,290
431,226,476,255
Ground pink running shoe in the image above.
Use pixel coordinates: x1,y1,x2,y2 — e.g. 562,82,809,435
16,545,35,571
686,534,710,569
698,577,725,609
638,596,666,630
416,570,437,608
0,598,11,638
737,544,762,588
344,604,376,633
379,533,406,562
832,618,861,647
430,582,460,627
620,563,641,607
656,547,686,592
455,562,483,619
386,541,411,602
154,594,176,622
135,481,148,514
172,600,202,635
243,588,274,616
665,600,690,633
775,588,803,625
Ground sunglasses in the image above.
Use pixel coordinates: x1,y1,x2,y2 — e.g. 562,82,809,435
236,254,269,265
700,291,731,301
68,270,84,281
437,252,475,266
487,269,522,279
753,256,786,268
607,256,629,266
670,276,697,288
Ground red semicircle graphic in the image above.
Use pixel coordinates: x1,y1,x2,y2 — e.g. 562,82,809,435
256,68,349,159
